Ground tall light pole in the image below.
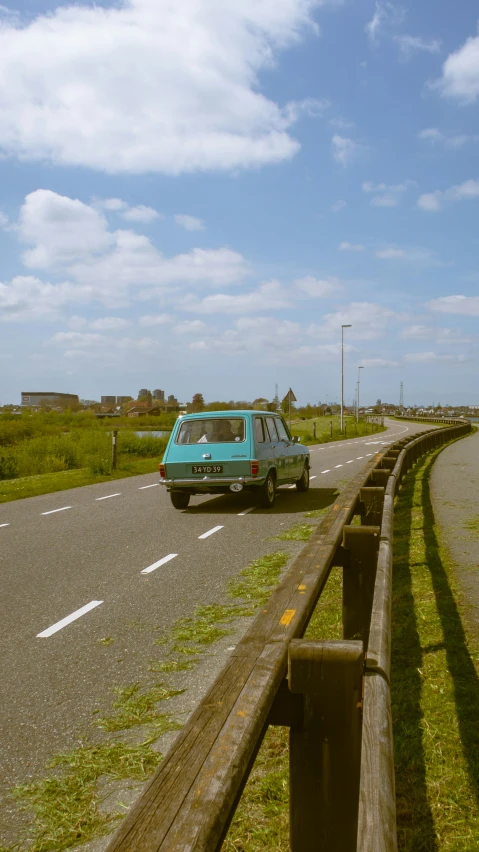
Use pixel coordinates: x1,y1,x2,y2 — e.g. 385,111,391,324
340,324,352,433
356,366,364,423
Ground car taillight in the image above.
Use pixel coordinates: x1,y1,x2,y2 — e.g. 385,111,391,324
250,460,259,476
159,463,166,478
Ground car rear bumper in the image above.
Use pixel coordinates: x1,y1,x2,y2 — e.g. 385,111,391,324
159,475,265,488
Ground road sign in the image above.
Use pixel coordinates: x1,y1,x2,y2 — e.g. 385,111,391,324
286,388,297,402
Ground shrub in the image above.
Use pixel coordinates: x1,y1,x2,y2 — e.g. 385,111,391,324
0,450,18,480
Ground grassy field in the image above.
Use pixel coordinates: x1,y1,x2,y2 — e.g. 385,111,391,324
290,414,385,444
0,412,170,503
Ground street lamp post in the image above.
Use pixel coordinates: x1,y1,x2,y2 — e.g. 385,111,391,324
340,324,352,433
356,366,364,423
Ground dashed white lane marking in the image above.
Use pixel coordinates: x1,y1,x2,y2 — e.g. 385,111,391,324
288,484,296,489
138,483,159,490
37,600,103,638
310,475,317,480
198,525,224,540
0,523,10,528
334,464,343,468
366,453,373,456
346,460,354,463
141,553,178,574
357,456,364,459
238,507,255,516
41,506,72,516
96,493,121,501
321,469,331,474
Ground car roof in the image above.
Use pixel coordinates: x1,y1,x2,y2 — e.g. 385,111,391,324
177,409,282,421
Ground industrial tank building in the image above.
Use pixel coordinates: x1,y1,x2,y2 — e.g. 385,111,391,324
21,392,80,408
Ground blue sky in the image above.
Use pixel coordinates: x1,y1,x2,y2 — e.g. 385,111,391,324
1,0,478,407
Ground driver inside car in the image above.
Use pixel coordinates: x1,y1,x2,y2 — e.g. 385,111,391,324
198,420,235,443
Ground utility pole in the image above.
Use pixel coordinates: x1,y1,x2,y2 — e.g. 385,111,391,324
341,324,352,433
356,366,363,423
399,381,403,408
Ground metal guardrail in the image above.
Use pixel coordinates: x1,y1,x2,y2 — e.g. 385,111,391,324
106,419,472,852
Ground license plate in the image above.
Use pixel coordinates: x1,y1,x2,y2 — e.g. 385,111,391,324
192,465,223,474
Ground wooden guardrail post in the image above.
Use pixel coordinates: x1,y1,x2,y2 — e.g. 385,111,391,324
359,487,384,526
342,526,380,645
289,640,364,852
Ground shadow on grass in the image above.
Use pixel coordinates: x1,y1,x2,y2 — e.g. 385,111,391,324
392,450,479,851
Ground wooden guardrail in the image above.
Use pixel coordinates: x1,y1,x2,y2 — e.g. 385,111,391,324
106,420,472,852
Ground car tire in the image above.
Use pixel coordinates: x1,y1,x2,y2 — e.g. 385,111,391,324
258,471,276,508
296,463,310,492
170,491,190,510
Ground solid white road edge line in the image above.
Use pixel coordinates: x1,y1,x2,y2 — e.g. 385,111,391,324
95,493,122,501
138,483,159,489
37,600,103,638
41,506,72,515
141,553,178,574
238,507,255,516
198,525,224,540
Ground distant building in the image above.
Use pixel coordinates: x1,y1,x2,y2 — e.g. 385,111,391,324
153,389,165,401
167,394,178,404
21,391,79,408
138,388,150,398
101,395,116,405
117,395,133,404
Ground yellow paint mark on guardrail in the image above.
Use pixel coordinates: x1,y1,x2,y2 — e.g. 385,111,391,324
280,609,296,626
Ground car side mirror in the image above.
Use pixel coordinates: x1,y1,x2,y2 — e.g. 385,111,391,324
292,436,300,443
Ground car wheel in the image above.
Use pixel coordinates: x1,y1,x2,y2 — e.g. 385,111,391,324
258,472,276,508
296,463,310,492
170,492,190,510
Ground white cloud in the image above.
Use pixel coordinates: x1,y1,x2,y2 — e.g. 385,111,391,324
332,135,364,167
138,314,173,326
316,301,396,340
400,323,473,344
339,242,365,252
403,351,468,363
121,205,161,223
370,194,398,207
365,2,405,44
173,320,208,334
175,214,205,232
434,30,479,103
294,276,341,297
375,247,405,259
0,275,92,322
418,127,479,148
362,181,410,193
427,295,479,316
417,179,479,212
0,211,8,228
0,0,327,174
16,190,248,304
89,317,132,330
417,191,442,212
361,358,399,367
181,279,291,314
331,199,347,212
394,35,441,57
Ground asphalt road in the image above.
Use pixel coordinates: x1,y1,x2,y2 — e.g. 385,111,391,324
0,418,432,843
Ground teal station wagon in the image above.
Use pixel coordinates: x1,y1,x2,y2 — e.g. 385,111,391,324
159,410,310,509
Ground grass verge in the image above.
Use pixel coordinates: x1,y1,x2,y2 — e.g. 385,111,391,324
392,449,479,850
291,415,386,446
0,458,159,504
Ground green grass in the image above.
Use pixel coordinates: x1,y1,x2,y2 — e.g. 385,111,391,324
10,742,162,852
0,458,160,503
392,448,479,851
227,552,289,605
464,515,479,536
96,682,184,732
274,523,315,542
290,415,386,445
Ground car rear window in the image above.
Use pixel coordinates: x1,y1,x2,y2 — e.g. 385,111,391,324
176,418,246,444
